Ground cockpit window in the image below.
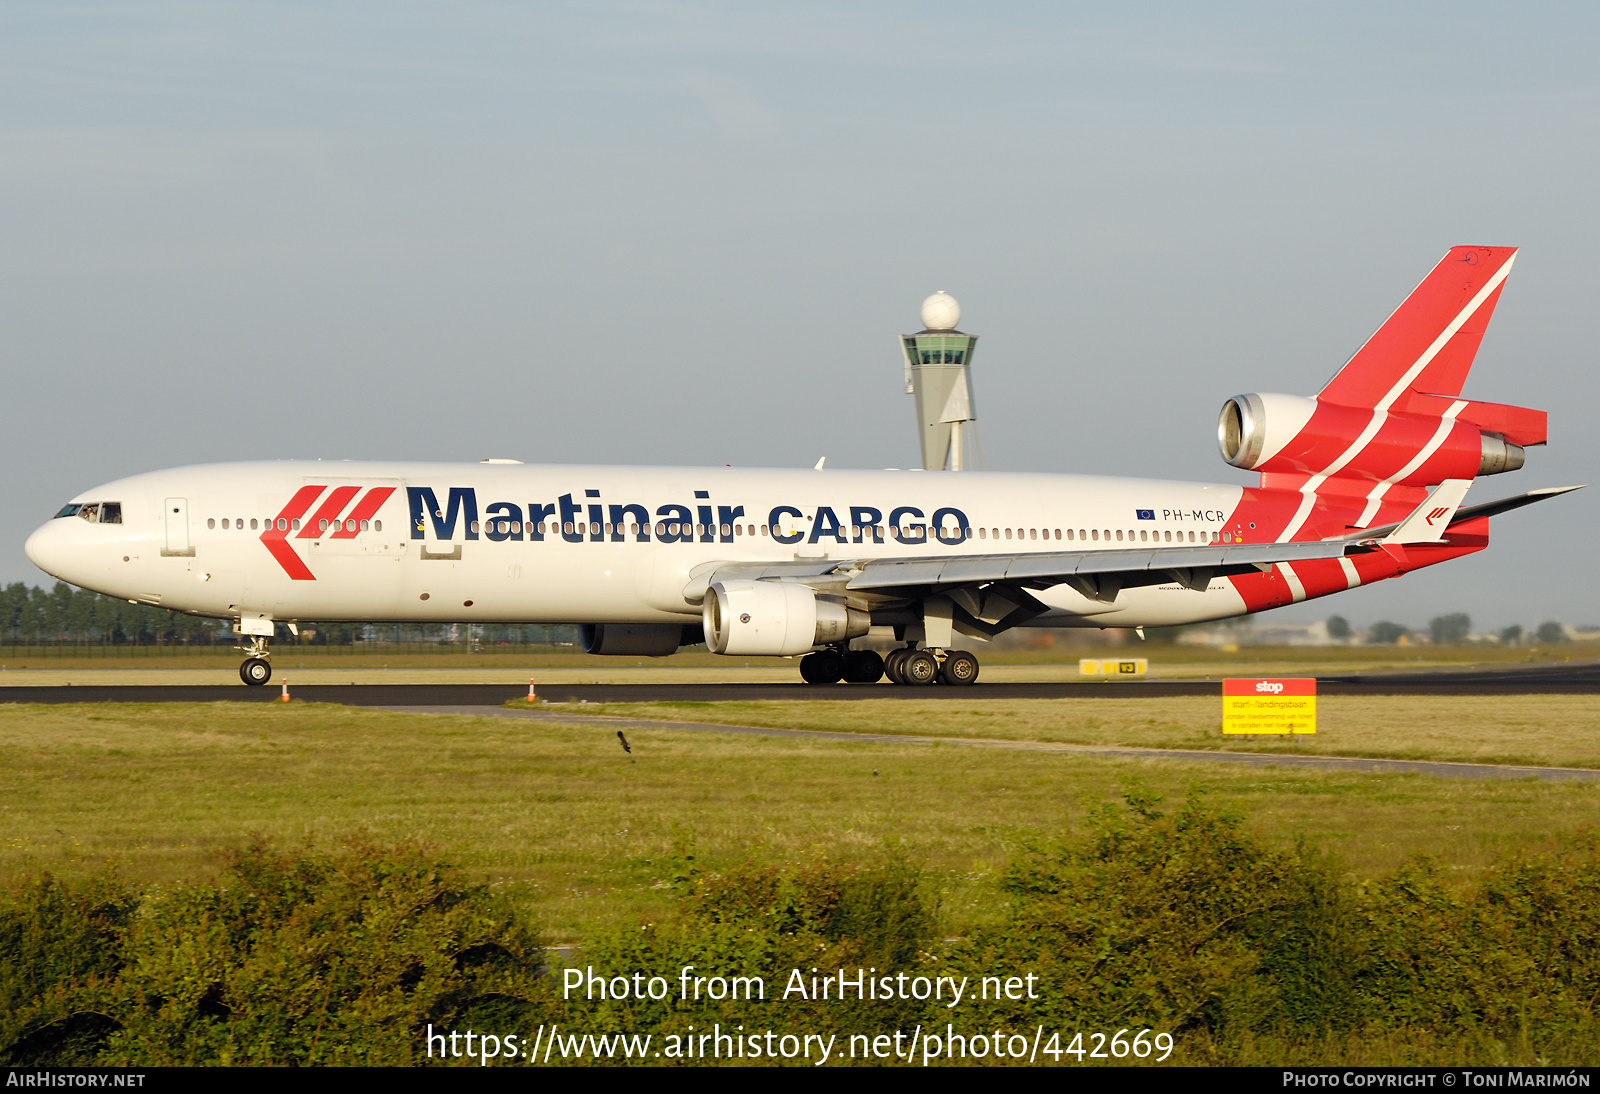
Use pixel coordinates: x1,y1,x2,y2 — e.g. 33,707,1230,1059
52,502,121,523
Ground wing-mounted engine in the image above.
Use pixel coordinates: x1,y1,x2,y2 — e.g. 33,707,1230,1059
1218,392,1534,484
702,579,869,656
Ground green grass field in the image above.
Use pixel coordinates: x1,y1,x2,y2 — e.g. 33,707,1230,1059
3,698,1599,943
538,694,1600,768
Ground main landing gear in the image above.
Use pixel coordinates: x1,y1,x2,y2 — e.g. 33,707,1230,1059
798,645,979,686
884,646,979,686
238,636,272,686
798,646,884,684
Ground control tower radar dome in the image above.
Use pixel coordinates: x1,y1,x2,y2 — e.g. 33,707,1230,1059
920,291,960,331
902,292,979,471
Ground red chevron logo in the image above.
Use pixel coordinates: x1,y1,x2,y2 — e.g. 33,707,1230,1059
259,485,396,580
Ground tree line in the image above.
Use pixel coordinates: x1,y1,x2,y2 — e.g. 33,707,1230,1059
5,579,1575,650
1327,612,1572,646
0,582,573,647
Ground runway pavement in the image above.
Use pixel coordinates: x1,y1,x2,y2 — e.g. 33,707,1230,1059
1,661,1596,705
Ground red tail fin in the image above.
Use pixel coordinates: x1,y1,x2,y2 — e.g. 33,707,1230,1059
1319,246,1516,408
1238,246,1545,543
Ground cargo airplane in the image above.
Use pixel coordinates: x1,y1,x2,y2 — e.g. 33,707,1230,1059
25,246,1579,686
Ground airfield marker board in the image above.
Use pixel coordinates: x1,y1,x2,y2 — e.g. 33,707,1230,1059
1223,678,1317,734
1079,658,1149,677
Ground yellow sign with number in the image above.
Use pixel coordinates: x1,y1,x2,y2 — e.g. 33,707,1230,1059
1079,658,1148,677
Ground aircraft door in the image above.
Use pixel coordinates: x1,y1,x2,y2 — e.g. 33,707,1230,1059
163,497,194,557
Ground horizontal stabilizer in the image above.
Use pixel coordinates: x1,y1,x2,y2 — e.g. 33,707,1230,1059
1397,392,1548,447
1451,484,1585,524
1383,479,1472,544
1336,484,1584,542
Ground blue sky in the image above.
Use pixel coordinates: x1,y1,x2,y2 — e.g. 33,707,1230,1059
2,3,1595,630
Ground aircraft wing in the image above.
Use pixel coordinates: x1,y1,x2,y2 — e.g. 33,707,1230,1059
683,538,1354,609
839,539,1352,599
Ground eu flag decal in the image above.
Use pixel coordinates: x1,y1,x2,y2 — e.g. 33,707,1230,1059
1136,509,1155,520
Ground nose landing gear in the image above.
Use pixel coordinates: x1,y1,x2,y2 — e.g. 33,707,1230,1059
237,635,272,686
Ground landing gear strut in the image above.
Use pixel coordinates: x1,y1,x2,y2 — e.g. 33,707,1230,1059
237,635,272,686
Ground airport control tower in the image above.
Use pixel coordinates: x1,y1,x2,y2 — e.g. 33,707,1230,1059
902,291,981,471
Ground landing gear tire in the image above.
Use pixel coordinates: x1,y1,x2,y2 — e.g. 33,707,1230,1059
902,649,940,686
799,648,845,684
883,648,911,684
241,658,272,686
842,649,885,684
940,650,980,686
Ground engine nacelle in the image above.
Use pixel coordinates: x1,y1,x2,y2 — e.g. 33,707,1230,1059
702,579,869,656
579,623,703,656
1477,432,1526,475
1217,393,1319,470
1219,393,1526,484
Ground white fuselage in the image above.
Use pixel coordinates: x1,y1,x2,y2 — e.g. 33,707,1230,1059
25,461,1257,631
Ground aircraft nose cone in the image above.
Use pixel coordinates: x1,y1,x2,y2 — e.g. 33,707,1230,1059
24,520,64,578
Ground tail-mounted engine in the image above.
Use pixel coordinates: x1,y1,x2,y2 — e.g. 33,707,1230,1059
1218,392,1542,486
702,579,869,656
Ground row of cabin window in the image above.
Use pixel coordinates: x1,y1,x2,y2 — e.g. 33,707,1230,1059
203,516,1229,545
470,521,938,538
467,521,1230,544
208,517,383,532
975,527,1221,544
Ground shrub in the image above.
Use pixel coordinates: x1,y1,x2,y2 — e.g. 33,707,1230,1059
942,791,1352,1036
0,871,136,1065
945,792,1600,1057
555,854,938,1044
1,838,552,1066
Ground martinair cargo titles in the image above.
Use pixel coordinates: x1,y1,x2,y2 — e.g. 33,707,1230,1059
25,247,1581,686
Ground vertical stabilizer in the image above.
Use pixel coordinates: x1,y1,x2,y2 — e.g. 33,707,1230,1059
1319,246,1516,408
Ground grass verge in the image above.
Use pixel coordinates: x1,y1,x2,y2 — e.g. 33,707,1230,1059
1,701,1599,942
517,694,1600,769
